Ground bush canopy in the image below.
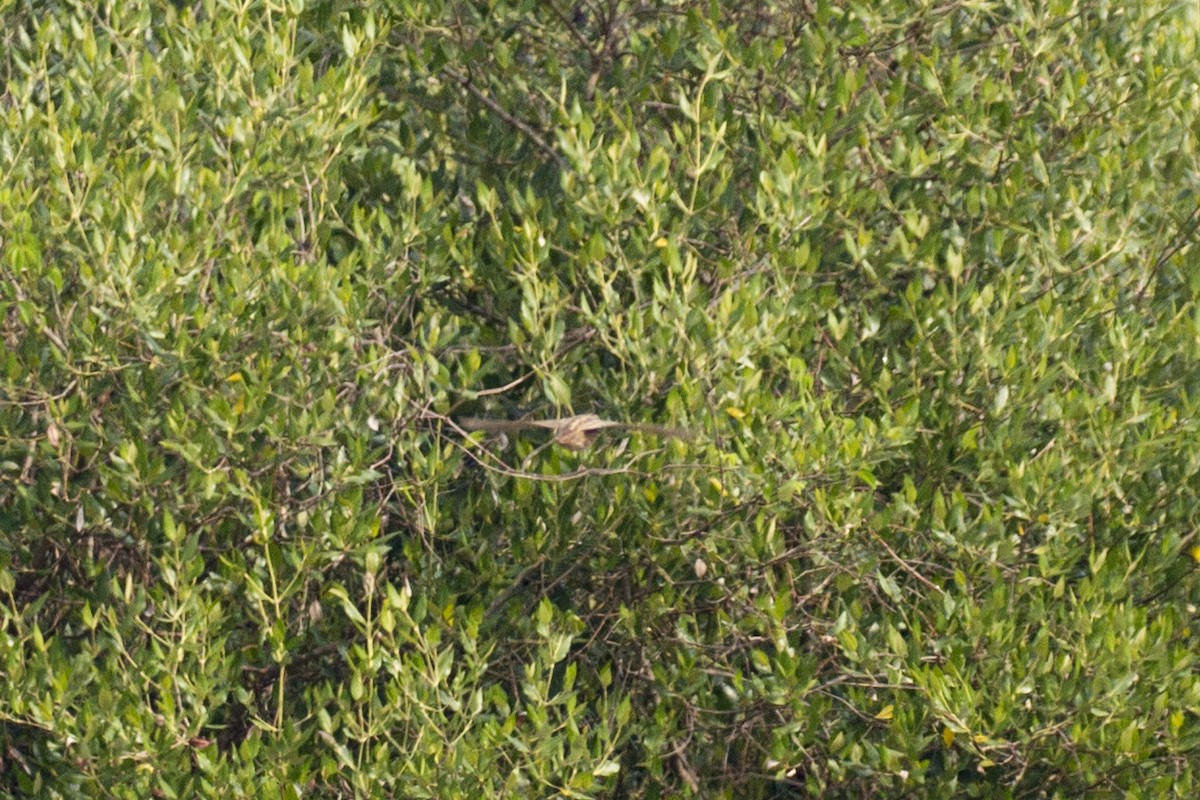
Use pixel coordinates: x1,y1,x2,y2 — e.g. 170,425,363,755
2,0,1200,797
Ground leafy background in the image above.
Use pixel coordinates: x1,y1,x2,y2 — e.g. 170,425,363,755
2,0,1200,797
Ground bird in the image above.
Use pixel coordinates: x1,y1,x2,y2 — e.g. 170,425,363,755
459,413,692,451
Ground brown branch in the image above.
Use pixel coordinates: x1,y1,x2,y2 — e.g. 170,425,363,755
441,68,569,171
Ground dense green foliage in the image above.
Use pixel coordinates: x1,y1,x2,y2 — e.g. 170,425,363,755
3,0,1200,796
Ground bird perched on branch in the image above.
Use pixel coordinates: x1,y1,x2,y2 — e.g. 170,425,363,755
459,413,692,451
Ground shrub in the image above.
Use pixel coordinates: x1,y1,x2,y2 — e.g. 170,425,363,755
2,1,1199,797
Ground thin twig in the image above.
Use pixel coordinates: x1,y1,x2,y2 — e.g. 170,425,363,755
868,528,946,597
441,68,569,171
474,371,535,397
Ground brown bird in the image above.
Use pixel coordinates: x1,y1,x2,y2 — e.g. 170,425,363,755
459,413,692,451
